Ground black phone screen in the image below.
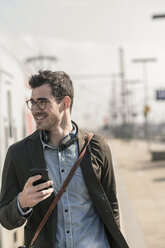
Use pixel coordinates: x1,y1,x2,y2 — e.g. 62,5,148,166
30,168,51,187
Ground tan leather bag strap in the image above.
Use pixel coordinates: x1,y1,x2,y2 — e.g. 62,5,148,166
29,132,93,248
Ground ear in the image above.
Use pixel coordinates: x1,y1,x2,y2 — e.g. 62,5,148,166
63,96,71,111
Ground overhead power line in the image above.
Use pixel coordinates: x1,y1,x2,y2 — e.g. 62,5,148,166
71,73,117,80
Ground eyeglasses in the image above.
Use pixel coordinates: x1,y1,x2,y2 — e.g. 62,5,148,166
26,97,63,110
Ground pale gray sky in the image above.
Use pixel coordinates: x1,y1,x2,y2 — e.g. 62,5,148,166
0,0,164,42
0,0,165,129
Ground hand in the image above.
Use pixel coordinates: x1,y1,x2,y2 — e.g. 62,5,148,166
19,175,54,208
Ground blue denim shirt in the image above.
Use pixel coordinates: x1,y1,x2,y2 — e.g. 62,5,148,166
40,131,110,248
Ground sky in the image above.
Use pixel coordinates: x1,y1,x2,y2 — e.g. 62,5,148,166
0,0,165,129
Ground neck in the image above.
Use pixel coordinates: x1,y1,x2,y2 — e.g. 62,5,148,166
49,119,73,147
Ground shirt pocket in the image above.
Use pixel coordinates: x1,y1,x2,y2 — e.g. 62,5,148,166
68,166,87,195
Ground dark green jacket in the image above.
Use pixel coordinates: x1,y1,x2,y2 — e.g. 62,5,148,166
0,129,129,248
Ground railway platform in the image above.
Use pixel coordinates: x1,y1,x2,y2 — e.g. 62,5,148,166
110,139,165,248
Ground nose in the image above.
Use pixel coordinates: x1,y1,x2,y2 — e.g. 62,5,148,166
31,103,41,112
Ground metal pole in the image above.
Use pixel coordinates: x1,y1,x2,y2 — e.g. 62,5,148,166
119,48,126,125
132,58,157,147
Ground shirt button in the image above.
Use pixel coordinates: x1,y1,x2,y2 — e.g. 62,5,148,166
66,230,70,234
61,169,65,173
65,209,68,213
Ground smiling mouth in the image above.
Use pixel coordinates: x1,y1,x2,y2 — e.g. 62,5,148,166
34,114,47,121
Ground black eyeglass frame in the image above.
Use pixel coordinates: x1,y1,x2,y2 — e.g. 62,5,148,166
26,97,64,110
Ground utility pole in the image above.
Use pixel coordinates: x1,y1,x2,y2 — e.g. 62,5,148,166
119,47,130,138
125,79,141,138
119,48,126,125
110,73,120,137
132,58,157,144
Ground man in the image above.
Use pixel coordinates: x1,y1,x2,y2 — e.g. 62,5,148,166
0,70,129,248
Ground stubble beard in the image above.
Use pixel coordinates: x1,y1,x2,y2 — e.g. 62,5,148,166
35,116,61,131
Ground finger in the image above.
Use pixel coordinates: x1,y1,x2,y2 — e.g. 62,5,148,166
31,192,53,207
27,175,42,186
21,187,54,207
40,192,53,201
34,180,53,191
37,188,54,198
32,188,54,204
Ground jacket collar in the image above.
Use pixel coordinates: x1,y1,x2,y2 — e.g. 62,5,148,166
26,128,89,163
28,128,89,151
77,129,89,153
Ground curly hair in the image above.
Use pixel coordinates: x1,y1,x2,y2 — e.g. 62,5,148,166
29,70,74,110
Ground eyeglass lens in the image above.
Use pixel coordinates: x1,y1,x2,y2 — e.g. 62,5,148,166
27,99,47,110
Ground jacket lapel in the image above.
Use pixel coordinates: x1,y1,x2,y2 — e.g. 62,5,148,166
26,131,56,246
26,131,47,169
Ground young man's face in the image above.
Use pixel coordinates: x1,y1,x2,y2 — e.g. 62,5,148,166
30,84,62,131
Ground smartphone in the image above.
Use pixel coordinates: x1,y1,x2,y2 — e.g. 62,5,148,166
30,168,52,189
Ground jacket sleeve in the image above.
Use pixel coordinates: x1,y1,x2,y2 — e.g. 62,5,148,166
0,146,27,230
101,138,120,227
91,135,120,227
